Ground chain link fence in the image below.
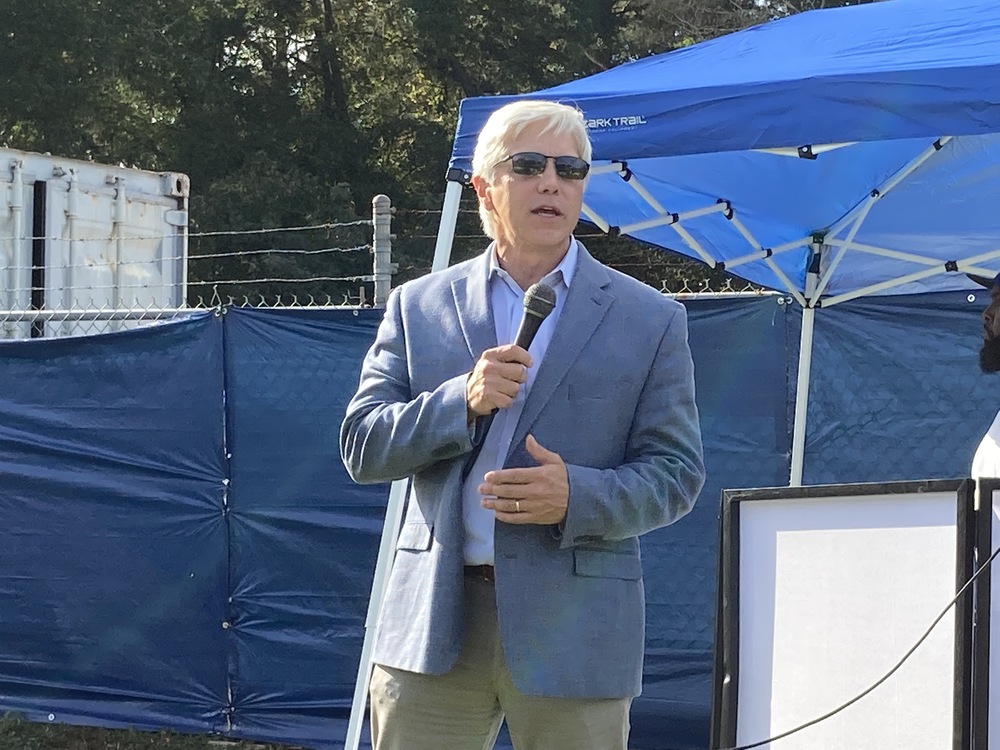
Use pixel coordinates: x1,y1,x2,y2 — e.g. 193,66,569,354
0,195,764,341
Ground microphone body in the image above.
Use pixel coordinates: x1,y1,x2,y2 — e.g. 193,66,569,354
479,282,557,421
513,282,557,351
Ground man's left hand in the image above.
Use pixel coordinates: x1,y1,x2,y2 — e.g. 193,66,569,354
479,435,568,525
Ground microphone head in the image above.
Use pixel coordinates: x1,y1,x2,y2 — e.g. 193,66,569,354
523,282,557,319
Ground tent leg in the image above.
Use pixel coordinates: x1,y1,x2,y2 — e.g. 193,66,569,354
344,478,409,750
432,180,464,272
789,255,821,487
789,304,814,486
345,178,465,750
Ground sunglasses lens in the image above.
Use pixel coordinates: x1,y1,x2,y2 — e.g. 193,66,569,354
505,152,590,180
553,156,590,180
510,152,548,175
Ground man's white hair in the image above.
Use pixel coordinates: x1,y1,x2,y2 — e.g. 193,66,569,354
471,100,592,239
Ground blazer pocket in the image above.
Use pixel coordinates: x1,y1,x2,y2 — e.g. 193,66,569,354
567,380,617,402
573,548,642,580
396,522,433,551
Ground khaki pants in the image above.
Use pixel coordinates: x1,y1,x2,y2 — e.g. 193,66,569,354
369,575,631,750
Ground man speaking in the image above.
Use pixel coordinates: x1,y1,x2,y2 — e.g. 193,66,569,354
340,100,705,750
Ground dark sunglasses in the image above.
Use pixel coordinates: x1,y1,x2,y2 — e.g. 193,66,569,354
495,152,590,180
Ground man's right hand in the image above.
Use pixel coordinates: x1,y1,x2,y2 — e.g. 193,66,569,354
466,344,533,419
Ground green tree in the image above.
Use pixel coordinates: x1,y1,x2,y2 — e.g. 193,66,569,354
0,0,872,299
616,0,879,57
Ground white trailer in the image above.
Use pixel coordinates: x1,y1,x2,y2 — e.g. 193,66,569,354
0,148,189,338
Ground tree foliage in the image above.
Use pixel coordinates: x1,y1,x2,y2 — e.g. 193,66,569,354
0,0,873,299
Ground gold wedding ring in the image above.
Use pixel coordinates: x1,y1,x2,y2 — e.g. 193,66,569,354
515,500,521,513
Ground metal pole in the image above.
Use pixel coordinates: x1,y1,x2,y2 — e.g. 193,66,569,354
65,169,79,335
345,178,465,748
789,245,821,486
344,478,408,750
788,306,815,487
7,160,25,338
371,194,393,306
431,180,463,272
113,177,127,330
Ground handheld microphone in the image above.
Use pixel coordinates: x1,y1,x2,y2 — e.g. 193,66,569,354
513,282,557,350
477,282,558,425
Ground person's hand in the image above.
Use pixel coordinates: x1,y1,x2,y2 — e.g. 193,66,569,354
466,344,532,418
479,435,568,525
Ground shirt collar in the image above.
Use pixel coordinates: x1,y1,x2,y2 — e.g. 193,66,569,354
488,237,578,290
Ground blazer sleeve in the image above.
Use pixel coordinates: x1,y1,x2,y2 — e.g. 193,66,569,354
558,303,705,546
339,287,475,484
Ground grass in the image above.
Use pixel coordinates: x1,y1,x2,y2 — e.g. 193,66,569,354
0,713,304,750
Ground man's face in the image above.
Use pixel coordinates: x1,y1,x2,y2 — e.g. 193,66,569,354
980,285,1000,372
474,123,585,259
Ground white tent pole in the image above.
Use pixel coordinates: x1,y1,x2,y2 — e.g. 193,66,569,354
789,247,821,487
431,180,465,272
344,478,408,750
345,178,465,750
789,307,815,487
724,238,809,270
580,202,610,233
618,201,727,235
755,141,857,157
825,136,950,239
808,136,953,302
812,193,877,300
726,215,808,309
821,246,1000,307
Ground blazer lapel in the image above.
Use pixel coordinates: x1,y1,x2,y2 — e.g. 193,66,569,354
509,249,614,455
451,250,496,361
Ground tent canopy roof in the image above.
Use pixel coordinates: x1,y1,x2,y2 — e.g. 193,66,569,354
448,0,1000,301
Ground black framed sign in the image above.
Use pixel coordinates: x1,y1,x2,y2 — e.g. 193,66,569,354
974,478,1000,750
712,480,974,750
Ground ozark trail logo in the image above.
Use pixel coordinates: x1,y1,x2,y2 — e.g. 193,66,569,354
584,114,648,132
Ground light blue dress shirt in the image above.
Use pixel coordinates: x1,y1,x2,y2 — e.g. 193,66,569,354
462,240,579,565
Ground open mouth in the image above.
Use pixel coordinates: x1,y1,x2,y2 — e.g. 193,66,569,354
531,206,563,217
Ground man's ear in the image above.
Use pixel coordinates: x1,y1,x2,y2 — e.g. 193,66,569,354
471,175,494,211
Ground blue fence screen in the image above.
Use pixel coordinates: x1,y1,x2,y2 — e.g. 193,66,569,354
0,291,994,749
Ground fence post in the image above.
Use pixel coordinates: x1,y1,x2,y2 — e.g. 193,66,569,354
372,195,394,306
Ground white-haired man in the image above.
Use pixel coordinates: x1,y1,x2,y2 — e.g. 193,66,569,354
341,100,705,750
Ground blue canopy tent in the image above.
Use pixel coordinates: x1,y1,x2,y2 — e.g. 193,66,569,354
348,1,1000,747
435,0,1000,485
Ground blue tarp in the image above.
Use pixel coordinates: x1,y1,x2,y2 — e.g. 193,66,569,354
0,301,787,749
1,296,995,748
802,290,997,485
448,0,1000,299
223,308,384,746
0,314,229,731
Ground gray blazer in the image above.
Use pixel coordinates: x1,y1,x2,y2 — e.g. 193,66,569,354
340,243,704,699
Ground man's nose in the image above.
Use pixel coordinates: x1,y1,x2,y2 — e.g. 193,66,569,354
537,161,560,191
